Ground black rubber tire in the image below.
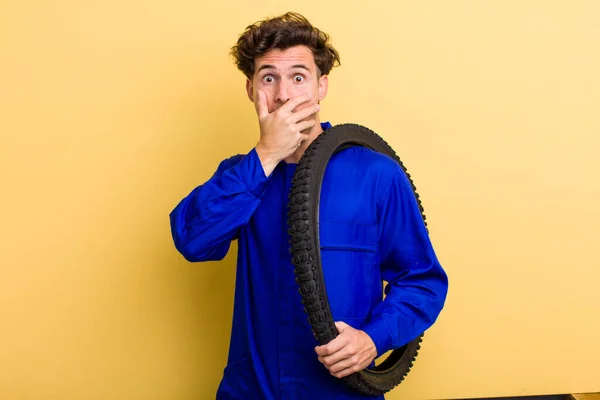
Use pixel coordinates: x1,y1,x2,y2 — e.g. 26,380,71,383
287,123,427,396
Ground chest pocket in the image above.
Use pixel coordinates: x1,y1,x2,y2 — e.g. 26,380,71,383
318,220,380,320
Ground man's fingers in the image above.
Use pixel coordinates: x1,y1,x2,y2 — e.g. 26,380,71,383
255,90,269,119
289,103,320,123
318,346,352,368
326,355,360,373
314,335,347,356
331,364,361,379
296,120,316,134
278,94,312,115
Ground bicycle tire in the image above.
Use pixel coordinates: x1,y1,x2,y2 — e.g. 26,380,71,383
287,123,427,395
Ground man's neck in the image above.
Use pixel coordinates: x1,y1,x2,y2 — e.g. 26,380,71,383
284,120,324,164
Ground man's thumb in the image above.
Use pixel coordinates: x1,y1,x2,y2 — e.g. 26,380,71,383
334,321,348,333
256,90,268,119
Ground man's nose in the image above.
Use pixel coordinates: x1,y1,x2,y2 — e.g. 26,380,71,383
275,81,291,104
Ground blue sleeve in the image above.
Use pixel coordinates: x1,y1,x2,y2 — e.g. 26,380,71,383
362,165,448,356
169,148,270,262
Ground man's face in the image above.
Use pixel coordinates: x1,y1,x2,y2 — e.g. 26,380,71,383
246,45,328,115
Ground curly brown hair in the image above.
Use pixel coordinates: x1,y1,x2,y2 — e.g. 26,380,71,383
230,12,341,79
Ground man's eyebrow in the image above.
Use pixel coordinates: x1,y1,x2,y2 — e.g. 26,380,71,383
256,64,311,73
257,64,276,73
291,64,310,71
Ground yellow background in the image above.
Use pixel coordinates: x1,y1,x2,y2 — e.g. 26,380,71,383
1,0,599,399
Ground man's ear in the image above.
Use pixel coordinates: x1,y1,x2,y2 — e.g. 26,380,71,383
318,74,329,102
246,78,254,102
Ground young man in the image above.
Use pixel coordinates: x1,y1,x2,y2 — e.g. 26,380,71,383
169,12,448,400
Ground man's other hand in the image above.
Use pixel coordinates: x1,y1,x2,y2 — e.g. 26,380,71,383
314,321,378,379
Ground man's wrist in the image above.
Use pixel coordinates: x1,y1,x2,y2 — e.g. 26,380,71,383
255,143,280,177
361,318,393,358
361,330,378,359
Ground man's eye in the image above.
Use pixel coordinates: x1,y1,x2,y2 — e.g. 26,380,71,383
294,75,304,83
263,76,274,83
